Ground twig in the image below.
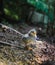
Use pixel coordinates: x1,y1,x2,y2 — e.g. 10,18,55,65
0,23,24,37
0,41,24,49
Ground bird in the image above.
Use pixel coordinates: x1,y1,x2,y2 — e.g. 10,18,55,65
22,28,43,50
22,28,37,44
22,28,39,50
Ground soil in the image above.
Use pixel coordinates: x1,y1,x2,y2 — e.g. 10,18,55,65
0,22,55,65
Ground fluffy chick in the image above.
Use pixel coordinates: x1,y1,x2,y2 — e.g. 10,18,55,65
22,29,37,44
22,29,37,50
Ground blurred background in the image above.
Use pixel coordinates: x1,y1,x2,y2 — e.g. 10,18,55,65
0,0,55,37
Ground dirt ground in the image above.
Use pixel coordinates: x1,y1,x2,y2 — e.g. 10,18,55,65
0,22,55,65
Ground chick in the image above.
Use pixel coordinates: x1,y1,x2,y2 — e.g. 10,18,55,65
22,29,37,44
22,29,37,50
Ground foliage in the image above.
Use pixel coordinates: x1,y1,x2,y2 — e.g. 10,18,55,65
3,0,22,20
27,0,54,22
3,0,54,22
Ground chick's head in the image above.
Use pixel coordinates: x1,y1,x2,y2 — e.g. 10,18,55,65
29,30,37,38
